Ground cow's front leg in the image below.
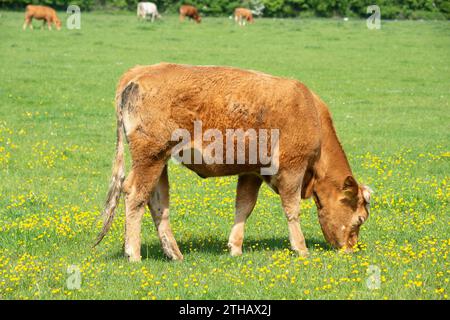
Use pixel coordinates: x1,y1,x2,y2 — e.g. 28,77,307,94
278,171,308,256
148,166,183,261
24,17,33,30
228,174,262,256
23,18,31,30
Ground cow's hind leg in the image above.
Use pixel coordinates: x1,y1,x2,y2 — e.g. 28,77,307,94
148,165,183,261
228,174,262,256
47,18,52,30
123,159,166,262
278,170,309,256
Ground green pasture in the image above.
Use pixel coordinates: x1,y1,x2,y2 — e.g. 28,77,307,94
0,12,448,299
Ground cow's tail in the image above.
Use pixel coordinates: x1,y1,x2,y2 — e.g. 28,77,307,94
93,89,127,247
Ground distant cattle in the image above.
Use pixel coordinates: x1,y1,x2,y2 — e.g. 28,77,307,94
179,5,201,23
23,5,61,31
234,8,253,26
137,2,161,22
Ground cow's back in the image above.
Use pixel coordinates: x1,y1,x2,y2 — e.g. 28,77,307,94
118,63,320,128
26,5,55,19
180,5,197,16
117,63,321,167
139,2,157,13
235,8,252,17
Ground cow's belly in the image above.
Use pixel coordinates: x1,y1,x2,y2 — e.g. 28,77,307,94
180,162,261,178
179,162,279,193
32,14,47,20
172,143,276,178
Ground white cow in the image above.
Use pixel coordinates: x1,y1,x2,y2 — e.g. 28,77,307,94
137,2,161,22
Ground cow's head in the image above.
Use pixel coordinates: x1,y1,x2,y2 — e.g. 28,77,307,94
312,176,372,250
195,16,202,23
55,18,62,30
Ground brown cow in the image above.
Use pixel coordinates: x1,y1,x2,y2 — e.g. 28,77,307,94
23,5,62,31
234,8,253,26
94,63,372,262
179,5,201,23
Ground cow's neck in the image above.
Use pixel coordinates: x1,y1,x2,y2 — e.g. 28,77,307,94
314,99,353,193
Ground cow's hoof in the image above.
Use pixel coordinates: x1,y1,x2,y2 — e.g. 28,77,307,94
339,247,354,254
124,247,141,262
126,254,142,262
228,243,243,257
294,248,309,257
169,251,184,261
160,234,184,261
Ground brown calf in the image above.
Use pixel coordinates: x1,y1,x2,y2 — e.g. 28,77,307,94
179,5,201,23
23,5,62,31
234,8,254,26
95,63,372,262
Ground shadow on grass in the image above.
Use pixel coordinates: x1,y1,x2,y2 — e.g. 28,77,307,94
110,235,332,261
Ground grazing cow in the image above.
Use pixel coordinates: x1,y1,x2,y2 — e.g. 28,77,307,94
234,8,254,26
94,63,372,262
23,5,61,31
179,5,201,23
137,2,161,22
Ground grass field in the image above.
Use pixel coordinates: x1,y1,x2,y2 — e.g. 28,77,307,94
0,11,449,300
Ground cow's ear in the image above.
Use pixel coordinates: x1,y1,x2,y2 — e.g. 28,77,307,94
343,176,358,198
362,185,373,203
